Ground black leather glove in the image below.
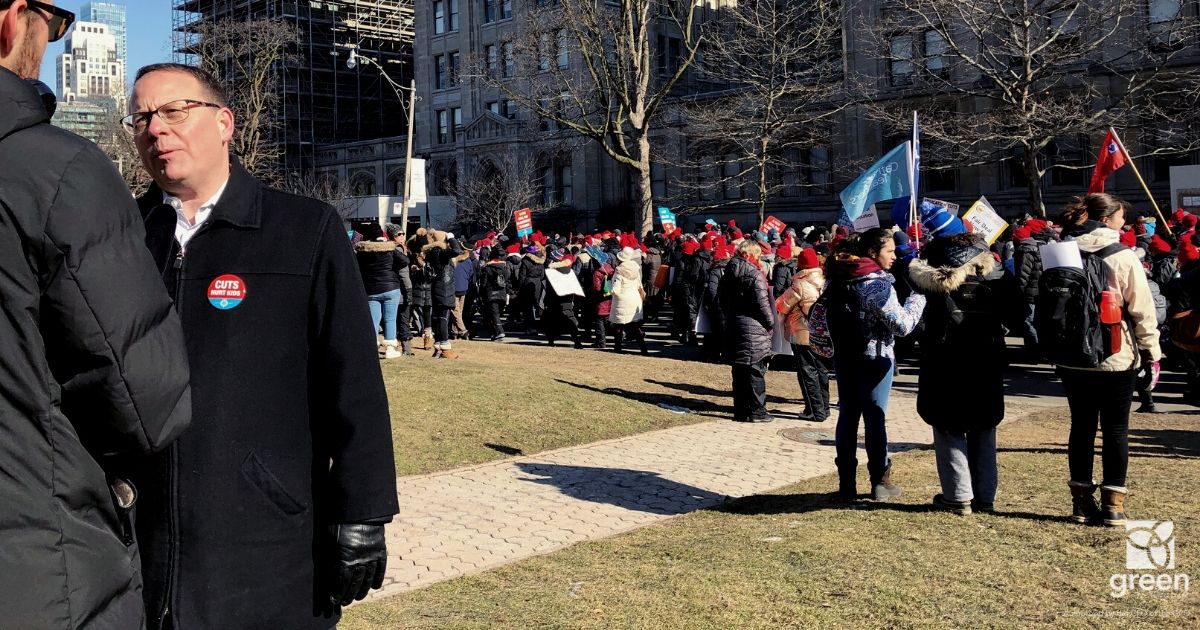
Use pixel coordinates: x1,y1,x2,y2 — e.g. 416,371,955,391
329,523,388,606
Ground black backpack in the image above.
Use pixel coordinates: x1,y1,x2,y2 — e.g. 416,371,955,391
1034,242,1124,368
824,278,870,358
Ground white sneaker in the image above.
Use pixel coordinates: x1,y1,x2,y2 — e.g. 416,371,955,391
381,340,402,359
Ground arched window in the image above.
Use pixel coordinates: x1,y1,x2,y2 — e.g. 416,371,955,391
350,171,377,196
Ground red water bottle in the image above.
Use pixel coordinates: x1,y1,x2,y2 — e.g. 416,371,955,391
1100,290,1122,353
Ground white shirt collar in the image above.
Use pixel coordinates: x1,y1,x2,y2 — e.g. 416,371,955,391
164,179,229,248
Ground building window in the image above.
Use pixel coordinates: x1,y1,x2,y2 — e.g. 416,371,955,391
448,51,460,84
559,164,573,203
486,44,498,76
503,0,512,19
1048,137,1087,188
434,0,445,34
557,29,569,69
437,110,449,143
503,42,515,77
803,147,832,196
890,35,914,86
924,29,949,77
657,35,682,75
651,162,666,200
483,0,495,23
722,157,743,200
449,0,459,30
539,33,552,71
502,98,515,119
1149,0,1184,49
451,107,462,141
434,54,447,89
487,101,500,115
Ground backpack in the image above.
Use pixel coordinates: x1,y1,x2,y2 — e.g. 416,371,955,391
488,265,507,292
807,279,867,359
1034,242,1124,368
1146,276,1167,326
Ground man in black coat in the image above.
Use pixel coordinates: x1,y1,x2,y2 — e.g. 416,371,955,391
126,63,399,629
0,9,193,628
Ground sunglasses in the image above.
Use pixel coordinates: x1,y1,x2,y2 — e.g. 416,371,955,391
0,1,75,42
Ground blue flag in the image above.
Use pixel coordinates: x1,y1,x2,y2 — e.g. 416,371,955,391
891,113,921,228
840,142,912,222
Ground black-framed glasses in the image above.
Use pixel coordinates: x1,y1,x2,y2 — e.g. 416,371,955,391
1,1,77,43
120,99,223,135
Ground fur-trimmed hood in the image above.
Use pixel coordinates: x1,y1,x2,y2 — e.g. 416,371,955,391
548,259,573,270
524,251,546,265
354,240,397,253
452,249,471,264
908,250,996,294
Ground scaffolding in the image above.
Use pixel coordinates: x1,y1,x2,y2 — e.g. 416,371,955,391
171,0,415,173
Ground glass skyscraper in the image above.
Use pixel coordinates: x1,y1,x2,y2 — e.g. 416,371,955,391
80,2,126,68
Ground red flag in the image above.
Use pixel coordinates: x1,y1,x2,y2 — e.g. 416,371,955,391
1088,130,1128,194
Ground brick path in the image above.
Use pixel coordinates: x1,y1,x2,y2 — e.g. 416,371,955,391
373,394,1042,600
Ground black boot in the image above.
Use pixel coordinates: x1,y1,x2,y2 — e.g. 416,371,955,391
1069,480,1102,525
613,329,624,352
835,458,857,500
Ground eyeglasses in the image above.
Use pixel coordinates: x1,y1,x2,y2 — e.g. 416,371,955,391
121,99,223,135
2,1,77,43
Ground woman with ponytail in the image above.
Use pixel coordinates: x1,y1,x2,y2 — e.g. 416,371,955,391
1055,193,1161,526
826,228,926,500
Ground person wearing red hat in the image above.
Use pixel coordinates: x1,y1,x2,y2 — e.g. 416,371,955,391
770,238,798,299
700,243,733,362
515,243,547,334
777,248,830,421
671,238,708,345
719,240,776,421
542,248,583,348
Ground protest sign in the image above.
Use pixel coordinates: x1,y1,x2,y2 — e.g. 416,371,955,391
960,196,1009,245
852,204,880,232
658,206,677,232
761,215,786,235
922,197,960,216
546,269,585,297
514,208,533,237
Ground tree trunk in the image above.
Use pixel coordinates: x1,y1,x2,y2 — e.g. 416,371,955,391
1022,147,1046,217
757,161,768,227
637,133,654,237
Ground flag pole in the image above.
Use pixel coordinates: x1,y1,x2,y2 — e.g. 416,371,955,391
1108,127,1174,238
909,111,920,249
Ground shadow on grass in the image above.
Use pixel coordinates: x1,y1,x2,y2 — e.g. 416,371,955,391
998,430,1200,460
514,462,725,515
485,443,524,456
644,378,796,405
554,379,731,419
719,492,1071,523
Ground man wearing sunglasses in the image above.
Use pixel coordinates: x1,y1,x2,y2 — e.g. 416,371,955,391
127,63,398,630
0,2,193,629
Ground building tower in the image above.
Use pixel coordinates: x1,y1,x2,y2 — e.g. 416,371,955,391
56,21,125,107
172,0,416,173
80,2,127,71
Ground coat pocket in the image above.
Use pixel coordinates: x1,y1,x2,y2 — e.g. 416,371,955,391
239,451,306,516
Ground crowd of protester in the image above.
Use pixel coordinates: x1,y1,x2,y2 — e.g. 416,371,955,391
353,191,1198,525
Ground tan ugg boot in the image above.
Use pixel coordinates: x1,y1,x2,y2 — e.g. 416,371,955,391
1100,485,1128,527
421,330,433,350
440,348,460,359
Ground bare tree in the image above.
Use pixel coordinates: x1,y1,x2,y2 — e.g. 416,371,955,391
284,171,359,220
191,19,299,184
96,108,154,197
864,0,1200,215
448,148,550,234
680,0,849,224
469,0,703,234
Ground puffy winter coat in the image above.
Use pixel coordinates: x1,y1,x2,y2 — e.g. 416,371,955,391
610,259,645,324
591,262,615,317
410,259,433,307
703,259,729,335
719,256,774,365
453,254,476,295
135,162,398,629
1013,238,1042,303
480,259,510,302
1059,224,1162,372
423,235,465,307
354,239,403,296
643,248,663,296
543,260,579,316
909,242,1018,431
395,248,413,304
0,67,192,630
777,267,825,346
518,250,547,305
771,259,797,299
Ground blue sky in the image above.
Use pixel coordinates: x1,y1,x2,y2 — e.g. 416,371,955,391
38,1,174,90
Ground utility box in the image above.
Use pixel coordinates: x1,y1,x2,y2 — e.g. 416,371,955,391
1170,165,1200,213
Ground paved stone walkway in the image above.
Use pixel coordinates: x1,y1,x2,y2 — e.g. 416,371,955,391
374,394,1042,600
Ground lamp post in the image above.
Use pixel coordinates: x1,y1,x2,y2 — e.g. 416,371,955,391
347,49,418,231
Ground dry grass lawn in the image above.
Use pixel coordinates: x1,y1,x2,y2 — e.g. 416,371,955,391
382,338,802,475
346,407,1199,628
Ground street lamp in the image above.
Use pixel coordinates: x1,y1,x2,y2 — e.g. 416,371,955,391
346,48,419,231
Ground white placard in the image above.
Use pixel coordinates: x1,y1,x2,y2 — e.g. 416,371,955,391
1041,240,1083,271
960,196,1009,245
852,204,880,232
392,202,403,216
406,158,427,208
545,269,585,297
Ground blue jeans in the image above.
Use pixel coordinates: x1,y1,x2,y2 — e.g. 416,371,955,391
834,355,894,482
932,426,998,505
367,289,403,341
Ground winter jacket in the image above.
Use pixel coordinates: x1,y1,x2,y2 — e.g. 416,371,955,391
453,255,477,295
424,236,466,307
505,254,522,296
410,259,433,307
395,248,413,305
1059,225,1162,372
719,256,774,365
543,260,579,317
518,250,547,306
609,258,645,324
480,259,511,302
771,259,797,299
135,162,398,630
354,239,403,296
590,262,616,317
827,255,926,360
777,267,825,346
909,245,1019,431
1013,238,1042,303
0,67,192,630
703,258,729,336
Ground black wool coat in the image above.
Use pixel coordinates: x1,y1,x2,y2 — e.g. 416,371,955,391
719,256,774,365
135,163,399,630
0,67,192,630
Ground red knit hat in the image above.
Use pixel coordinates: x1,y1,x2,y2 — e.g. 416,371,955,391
732,228,743,240
1184,214,1198,229
714,244,733,261
505,243,521,255
797,248,819,270
1150,234,1172,255
1120,229,1136,248
681,240,701,256
1013,226,1032,241
1181,238,1200,265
